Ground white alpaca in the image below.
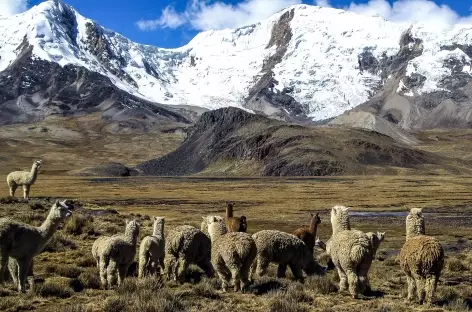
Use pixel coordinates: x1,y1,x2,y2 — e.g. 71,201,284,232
7,160,42,200
0,200,72,292
138,217,165,278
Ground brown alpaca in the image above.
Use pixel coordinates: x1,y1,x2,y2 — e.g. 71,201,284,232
225,202,247,233
293,213,321,253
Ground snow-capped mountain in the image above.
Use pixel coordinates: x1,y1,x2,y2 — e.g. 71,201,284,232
1,0,472,129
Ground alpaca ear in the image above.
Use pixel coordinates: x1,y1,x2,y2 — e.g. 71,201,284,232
54,200,60,206
202,216,206,220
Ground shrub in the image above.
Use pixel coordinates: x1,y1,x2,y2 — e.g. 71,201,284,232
77,254,96,268
268,290,308,312
64,214,94,236
305,275,337,295
45,264,82,278
78,270,101,290
193,278,220,299
64,305,93,312
29,202,45,210
446,257,468,272
33,279,74,298
43,232,77,252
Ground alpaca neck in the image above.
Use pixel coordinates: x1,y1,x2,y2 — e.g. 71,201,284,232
208,224,226,243
29,165,39,184
406,218,425,240
124,228,138,245
153,223,164,236
38,213,61,243
309,220,318,236
332,218,350,235
226,205,233,218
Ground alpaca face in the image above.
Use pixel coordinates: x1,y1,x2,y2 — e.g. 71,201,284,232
377,232,386,243
52,200,72,221
239,216,247,232
34,160,42,170
311,213,321,225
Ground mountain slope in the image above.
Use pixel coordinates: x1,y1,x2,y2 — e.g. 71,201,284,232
1,1,472,128
135,107,463,176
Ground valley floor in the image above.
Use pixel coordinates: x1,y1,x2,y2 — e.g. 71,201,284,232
1,176,472,311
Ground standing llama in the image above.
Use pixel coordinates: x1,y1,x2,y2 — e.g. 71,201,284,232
293,212,321,254
326,205,374,298
138,217,165,278
0,200,72,292
205,215,256,292
400,208,444,305
225,202,247,232
7,160,42,200
94,220,140,289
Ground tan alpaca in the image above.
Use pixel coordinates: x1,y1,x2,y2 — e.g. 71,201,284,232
0,200,72,292
400,208,444,305
7,160,42,200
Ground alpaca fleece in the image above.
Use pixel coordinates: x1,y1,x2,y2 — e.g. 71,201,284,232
251,230,319,282
138,217,165,278
165,224,213,282
206,216,256,292
400,208,444,304
0,200,72,292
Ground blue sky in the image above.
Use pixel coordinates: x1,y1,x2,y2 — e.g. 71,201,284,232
7,0,472,48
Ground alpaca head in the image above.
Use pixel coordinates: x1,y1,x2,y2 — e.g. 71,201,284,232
203,215,226,241
239,216,247,232
310,213,321,226
314,236,326,250
330,205,350,233
33,160,42,170
50,199,73,222
125,219,140,238
406,208,425,238
153,217,165,234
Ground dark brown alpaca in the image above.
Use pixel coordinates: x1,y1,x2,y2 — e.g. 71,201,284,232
225,202,247,232
293,213,321,253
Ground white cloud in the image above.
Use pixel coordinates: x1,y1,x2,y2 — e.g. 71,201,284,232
137,0,301,31
0,0,28,16
136,6,186,30
314,0,331,7
137,0,472,32
347,0,469,29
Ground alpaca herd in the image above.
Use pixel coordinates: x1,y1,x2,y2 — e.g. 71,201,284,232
1,161,446,305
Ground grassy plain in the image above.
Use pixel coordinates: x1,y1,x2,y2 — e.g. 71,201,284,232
1,176,472,311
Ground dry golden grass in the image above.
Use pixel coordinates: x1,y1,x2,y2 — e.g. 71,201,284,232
0,176,471,311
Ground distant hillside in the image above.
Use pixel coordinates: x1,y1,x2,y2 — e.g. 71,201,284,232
136,107,460,176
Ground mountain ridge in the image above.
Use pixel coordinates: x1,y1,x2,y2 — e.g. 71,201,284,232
1,1,472,130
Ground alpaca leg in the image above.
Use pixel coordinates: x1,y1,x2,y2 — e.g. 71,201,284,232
346,269,359,299
359,275,371,295
164,256,175,281
289,263,304,283
336,267,348,291
226,261,242,292
425,275,439,305
99,257,108,289
414,273,426,304
177,258,188,283
0,250,8,284
215,258,231,292
117,264,128,286
17,258,32,293
107,260,118,289
240,256,254,291
277,264,287,278
8,258,18,286
23,185,29,200
405,272,416,302
197,259,215,278
9,183,17,197
158,257,165,276
256,257,269,277
138,256,147,279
